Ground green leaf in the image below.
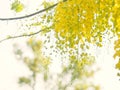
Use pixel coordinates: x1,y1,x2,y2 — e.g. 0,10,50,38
11,0,24,12
44,73,48,81
19,77,31,85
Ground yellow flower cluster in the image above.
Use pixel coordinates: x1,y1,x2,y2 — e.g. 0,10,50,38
54,0,114,49
54,0,96,44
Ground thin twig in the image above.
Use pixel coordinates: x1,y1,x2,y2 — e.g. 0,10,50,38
0,3,58,21
0,28,50,43
0,0,68,21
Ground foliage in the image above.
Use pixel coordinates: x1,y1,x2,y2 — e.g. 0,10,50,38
14,38,50,90
53,0,120,78
7,0,120,89
19,77,31,85
57,53,100,90
11,0,24,12
14,38,99,90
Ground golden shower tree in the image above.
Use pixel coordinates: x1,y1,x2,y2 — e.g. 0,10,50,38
0,0,120,89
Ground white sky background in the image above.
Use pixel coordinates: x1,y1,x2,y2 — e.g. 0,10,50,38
0,0,120,90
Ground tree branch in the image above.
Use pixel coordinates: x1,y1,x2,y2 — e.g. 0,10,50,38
0,0,68,21
0,3,58,21
0,27,50,43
